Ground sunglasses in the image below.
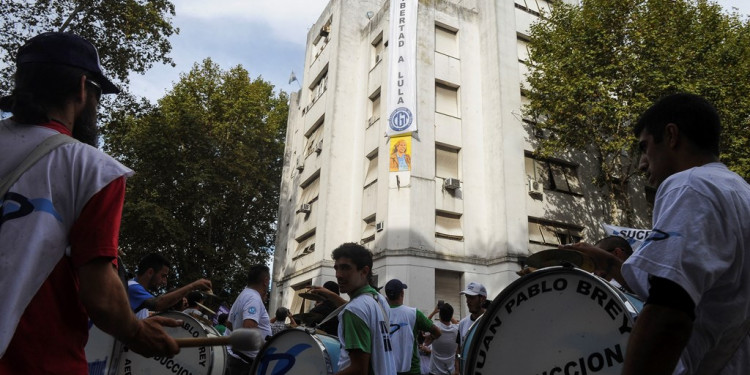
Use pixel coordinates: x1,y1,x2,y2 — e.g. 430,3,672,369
85,78,102,101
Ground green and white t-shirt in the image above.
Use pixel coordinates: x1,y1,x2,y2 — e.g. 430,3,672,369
337,285,397,375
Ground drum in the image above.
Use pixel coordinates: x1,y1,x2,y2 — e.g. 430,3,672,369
462,266,642,375
251,328,341,375
86,323,120,375
458,315,482,375
116,311,227,375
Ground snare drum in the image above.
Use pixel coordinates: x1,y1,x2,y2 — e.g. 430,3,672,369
251,328,341,375
115,311,227,375
462,267,642,375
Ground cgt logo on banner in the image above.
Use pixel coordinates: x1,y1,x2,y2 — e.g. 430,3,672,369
386,0,418,136
600,222,651,250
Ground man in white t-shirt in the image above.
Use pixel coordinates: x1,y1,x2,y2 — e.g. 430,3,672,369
428,303,458,375
565,93,750,374
227,264,272,375
455,281,487,373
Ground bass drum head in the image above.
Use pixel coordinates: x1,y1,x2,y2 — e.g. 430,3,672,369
116,311,224,375
463,267,640,375
251,328,340,375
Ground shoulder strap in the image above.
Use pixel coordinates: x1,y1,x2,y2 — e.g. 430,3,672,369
0,133,79,197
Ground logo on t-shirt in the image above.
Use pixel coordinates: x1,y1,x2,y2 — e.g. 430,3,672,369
248,306,256,315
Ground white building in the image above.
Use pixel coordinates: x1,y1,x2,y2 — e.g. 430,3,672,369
271,0,650,318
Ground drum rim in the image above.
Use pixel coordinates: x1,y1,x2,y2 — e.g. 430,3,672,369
462,266,638,374
250,327,336,374
117,310,221,374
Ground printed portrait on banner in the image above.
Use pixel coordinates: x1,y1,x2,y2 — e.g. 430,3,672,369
389,135,412,172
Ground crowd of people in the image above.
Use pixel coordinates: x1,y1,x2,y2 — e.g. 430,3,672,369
1,30,748,375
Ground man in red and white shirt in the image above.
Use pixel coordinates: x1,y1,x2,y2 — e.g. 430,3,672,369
0,32,181,374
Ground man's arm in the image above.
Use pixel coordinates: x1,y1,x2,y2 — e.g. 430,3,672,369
150,278,212,312
622,304,692,374
79,258,180,357
623,276,695,375
559,242,630,290
336,349,370,375
417,309,441,340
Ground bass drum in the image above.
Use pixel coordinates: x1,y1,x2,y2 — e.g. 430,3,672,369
463,266,641,375
85,323,121,375
116,311,226,375
458,315,482,375
251,328,341,375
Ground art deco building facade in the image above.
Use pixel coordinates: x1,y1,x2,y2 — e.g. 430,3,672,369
271,0,650,317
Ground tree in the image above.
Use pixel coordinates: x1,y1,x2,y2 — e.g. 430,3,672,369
0,0,178,95
102,59,288,300
524,0,750,225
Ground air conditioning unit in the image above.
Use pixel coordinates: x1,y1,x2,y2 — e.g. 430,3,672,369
304,243,316,254
444,178,461,190
315,140,323,154
296,204,312,214
528,179,543,196
376,221,384,232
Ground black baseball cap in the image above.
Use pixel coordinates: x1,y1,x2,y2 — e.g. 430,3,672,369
16,32,120,94
385,279,407,298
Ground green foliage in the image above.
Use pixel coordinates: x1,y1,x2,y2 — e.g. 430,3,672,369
525,0,750,222
102,59,288,300
0,0,177,95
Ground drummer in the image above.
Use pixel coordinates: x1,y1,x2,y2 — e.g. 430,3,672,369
127,253,213,319
455,282,487,373
563,94,750,374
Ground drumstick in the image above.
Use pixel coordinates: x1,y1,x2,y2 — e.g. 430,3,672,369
195,302,217,315
175,328,263,351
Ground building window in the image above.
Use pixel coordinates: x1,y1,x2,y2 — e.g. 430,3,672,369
528,218,583,246
368,90,381,126
310,69,328,104
436,146,459,179
304,118,324,158
372,33,384,68
435,82,460,118
361,215,376,244
289,280,313,314
311,18,332,63
517,37,530,64
525,153,583,195
435,269,462,319
435,24,459,57
293,230,316,260
300,172,320,205
364,153,378,187
436,210,463,240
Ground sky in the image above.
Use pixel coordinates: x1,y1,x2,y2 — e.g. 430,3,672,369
128,0,749,103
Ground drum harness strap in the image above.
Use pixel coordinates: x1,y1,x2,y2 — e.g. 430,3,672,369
315,292,388,332
0,133,78,198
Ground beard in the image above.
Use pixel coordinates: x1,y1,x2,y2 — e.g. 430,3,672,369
71,95,99,147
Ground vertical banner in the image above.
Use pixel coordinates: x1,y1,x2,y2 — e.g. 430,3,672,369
389,135,412,171
386,0,418,136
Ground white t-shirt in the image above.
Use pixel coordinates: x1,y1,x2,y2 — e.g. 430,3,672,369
337,286,396,375
457,313,481,349
227,287,271,359
389,304,417,372
430,321,458,375
622,163,750,374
